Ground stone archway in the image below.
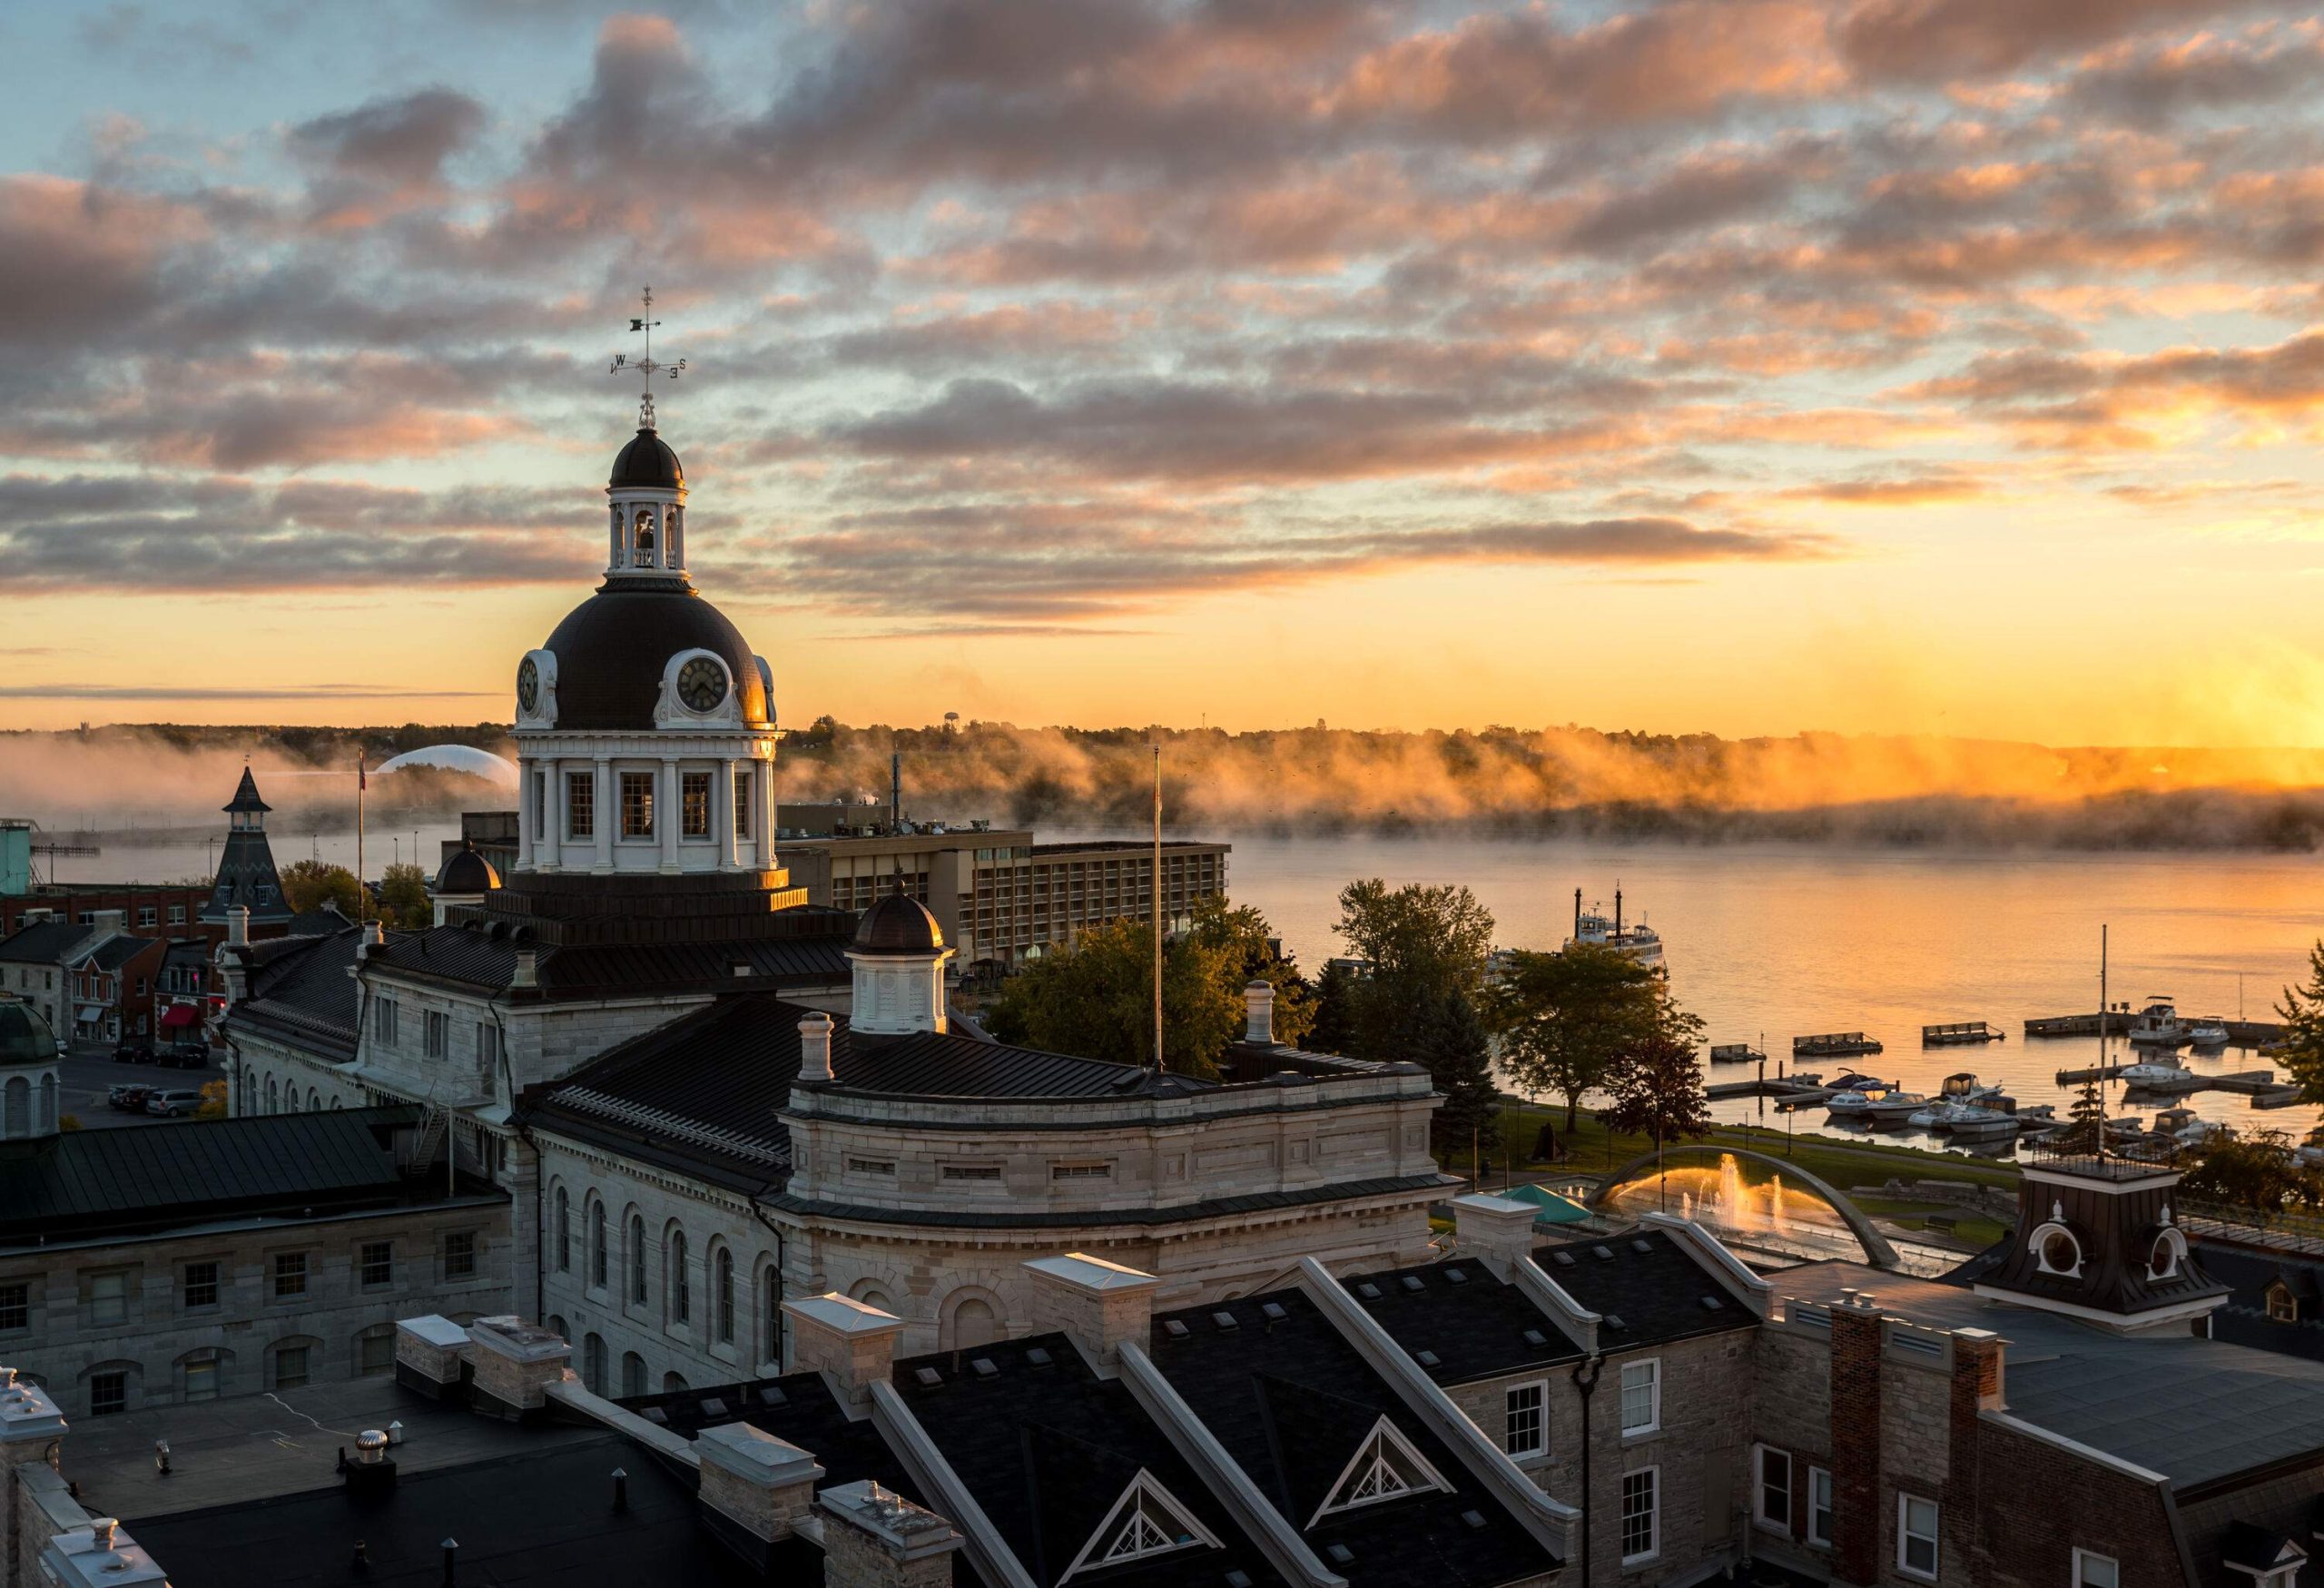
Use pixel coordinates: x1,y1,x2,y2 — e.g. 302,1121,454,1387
1588,1144,1902,1269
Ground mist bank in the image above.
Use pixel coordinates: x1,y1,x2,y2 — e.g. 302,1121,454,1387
12,721,2324,852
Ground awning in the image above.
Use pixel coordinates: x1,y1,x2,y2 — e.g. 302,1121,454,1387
1502,1183,1595,1227
159,1003,201,1030
74,1004,104,1023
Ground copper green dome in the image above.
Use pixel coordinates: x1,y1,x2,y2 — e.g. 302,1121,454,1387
0,999,59,1069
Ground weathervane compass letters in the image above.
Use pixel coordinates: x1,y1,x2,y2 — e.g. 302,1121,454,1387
609,285,687,429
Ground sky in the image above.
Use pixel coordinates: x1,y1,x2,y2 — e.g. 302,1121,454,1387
5,0,2324,746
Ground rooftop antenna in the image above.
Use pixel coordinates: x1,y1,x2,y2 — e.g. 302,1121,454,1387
2096,923,2109,1162
608,284,687,430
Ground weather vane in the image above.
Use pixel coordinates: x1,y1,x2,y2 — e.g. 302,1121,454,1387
609,284,687,429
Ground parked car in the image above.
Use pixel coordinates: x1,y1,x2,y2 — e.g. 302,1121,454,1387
111,1040,153,1064
161,1041,211,1069
144,1090,205,1117
108,1084,151,1113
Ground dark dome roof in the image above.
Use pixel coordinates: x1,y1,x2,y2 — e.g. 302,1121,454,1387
610,427,683,489
854,889,943,954
434,840,501,895
539,586,770,732
0,998,58,1069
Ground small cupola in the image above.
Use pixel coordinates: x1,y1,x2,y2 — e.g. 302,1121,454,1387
845,882,950,1036
0,995,63,1141
602,288,690,584
430,840,502,926
1972,1149,2228,1333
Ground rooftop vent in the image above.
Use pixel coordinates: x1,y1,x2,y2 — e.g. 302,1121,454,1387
1631,1238,1653,1255
1443,1267,1468,1285
914,1367,943,1387
1025,1346,1054,1366
699,1397,729,1419
1700,1296,1725,1311
1211,1311,1239,1332
641,1406,668,1425
1164,1319,1190,1339
1552,1251,1577,1267
971,1358,999,1380
1604,1314,1627,1331
756,1386,787,1407
1326,1544,1356,1566
1592,1246,1615,1261
1261,1302,1288,1323
1356,1283,1383,1300
1400,1275,1425,1293
1416,1350,1441,1367
1226,1574,1254,1588
1522,1328,1549,1346
1462,1510,1489,1529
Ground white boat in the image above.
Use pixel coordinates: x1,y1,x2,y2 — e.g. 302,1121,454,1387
2187,1019,2230,1049
1937,1072,2004,1106
2116,1057,2196,1088
1946,1107,2022,1140
1823,1078,1899,1115
1858,1090,1928,1125
1566,888,1665,972
2298,1126,2324,1170
2126,997,2192,1050
2174,1118,2233,1148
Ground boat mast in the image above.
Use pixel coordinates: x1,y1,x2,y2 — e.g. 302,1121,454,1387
2096,923,2108,1163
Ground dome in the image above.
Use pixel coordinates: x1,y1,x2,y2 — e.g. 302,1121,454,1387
855,889,943,954
0,998,58,1069
610,427,683,489
434,840,501,895
539,586,770,732
376,745,519,784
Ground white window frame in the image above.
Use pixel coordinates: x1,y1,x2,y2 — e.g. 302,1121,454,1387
1620,1465,1659,1565
1058,1469,1221,1583
2073,1547,2120,1588
1619,1357,1661,1436
1753,1444,1791,1532
1807,1465,1834,1547
1896,1492,1940,1581
1503,1378,1549,1460
1307,1415,1455,1526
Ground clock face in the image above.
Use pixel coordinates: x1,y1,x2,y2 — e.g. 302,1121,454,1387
677,656,728,713
516,656,539,714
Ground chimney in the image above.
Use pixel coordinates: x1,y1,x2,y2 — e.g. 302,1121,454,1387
227,905,251,949
511,948,537,990
91,910,125,936
798,1013,834,1082
819,1480,962,1588
1944,1328,2005,1585
696,1423,824,1564
394,1317,472,1399
1451,1193,1542,1281
1024,1254,1157,1365
357,920,384,962
460,1316,570,1420
1827,1293,1885,1586
1243,980,1275,1045
782,1295,903,1409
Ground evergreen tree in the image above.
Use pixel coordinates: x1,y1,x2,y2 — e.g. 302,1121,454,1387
2277,942,2324,1103
1309,961,1358,1056
1407,990,1501,1162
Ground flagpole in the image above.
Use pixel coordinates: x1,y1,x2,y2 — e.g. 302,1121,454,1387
1152,744,1163,1075
356,750,368,927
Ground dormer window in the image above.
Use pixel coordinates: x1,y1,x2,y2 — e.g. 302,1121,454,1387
2148,1227,2189,1282
2031,1220,2083,1279
2269,1283,2299,1323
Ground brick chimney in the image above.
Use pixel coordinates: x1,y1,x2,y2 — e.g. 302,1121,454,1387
696,1422,823,1567
1944,1328,2006,1585
819,1479,962,1588
1243,980,1275,1045
1024,1254,1157,1364
1451,1193,1542,1281
798,1012,833,1083
783,1294,903,1410
0,1366,68,1587
1827,1292,1885,1587
462,1316,571,1419
393,1316,471,1399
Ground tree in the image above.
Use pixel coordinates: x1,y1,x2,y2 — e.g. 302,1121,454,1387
1406,990,1501,1165
2276,942,2324,1103
1487,942,1663,1129
2053,1078,2107,1155
2178,1129,2319,1215
1332,879,1495,1061
195,1079,230,1120
378,863,432,929
1308,961,1358,1056
983,916,1243,1079
1600,1030,1712,1198
280,859,364,919
1187,897,1315,1049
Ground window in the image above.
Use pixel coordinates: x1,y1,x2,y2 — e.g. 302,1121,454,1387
590,1201,607,1287
623,1351,646,1397
1309,1416,1453,1524
445,1231,477,1281
274,1251,309,1300
0,1283,26,1332
2075,1549,2120,1588
1897,1494,1939,1580
273,1345,310,1390
584,1333,607,1396
2269,1283,2299,1323
682,771,712,839
182,1354,220,1402
556,1189,571,1272
169,904,186,925
672,1230,691,1324
359,1327,395,1377
1062,1472,1220,1581
425,1011,448,1060
1504,1381,1548,1458
942,1164,1003,1182
566,772,595,841
847,1157,896,1176
628,1216,646,1304
620,772,655,839
764,1267,782,1362
477,1021,499,1077
375,996,399,1049
1807,1465,1833,1547
1620,1358,1660,1435
716,1248,735,1344
1620,1467,1659,1563
734,775,751,843
89,1270,129,1327
90,1371,127,1416
1052,1162,1112,1181
183,1261,220,1309
137,907,156,928
1755,1445,1791,1531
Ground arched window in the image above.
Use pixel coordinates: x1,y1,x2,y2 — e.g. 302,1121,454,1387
663,1370,688,1393
715,1248,735,1344
669,1229,690,1326
308,1089,319,1112
547,1314,568,1342
2149,1227,2190,1282
267,1078,279,1113
37,1074,56,1132
621,1351,645,1398
627,1214,646,1306
2031,1218,2083,1278
286,1088,300,1113
635,510,656,567
583,1333,606,1396
5,1075,27,1137
589,1199,607,1289
556,1189,571,1273
848,1279,893,1312
945,1292,1001,1352
763,1262,783,1364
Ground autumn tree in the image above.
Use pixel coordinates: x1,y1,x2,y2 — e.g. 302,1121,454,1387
1186,897,1315,1049
1600,1029,1712,1199
379,863,432,929
280,859,365,920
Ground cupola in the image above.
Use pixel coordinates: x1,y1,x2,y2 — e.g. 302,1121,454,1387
431,840,501,925
846,883,950,1036
0,995,62,1142
1971,1149,2227,1333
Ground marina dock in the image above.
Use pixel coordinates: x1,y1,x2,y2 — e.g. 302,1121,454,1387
1923,1021,2005,1046
1794,1031,1884,1058
1708,1043,1767,1064
2026,1012,2288,1045
1706,1076,1835,1104
2053,1063,2305,1109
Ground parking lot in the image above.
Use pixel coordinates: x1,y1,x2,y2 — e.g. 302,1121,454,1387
60,1046,219,1129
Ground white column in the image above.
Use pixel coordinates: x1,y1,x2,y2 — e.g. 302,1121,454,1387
660,755,681,873
715,761,737,870
537,762,562,870
593,756,614,872
756,758,774,861
516,755,537,872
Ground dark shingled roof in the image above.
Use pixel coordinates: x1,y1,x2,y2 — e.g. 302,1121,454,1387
1147,1287,1558,1586
539,585,766,732
224,925,381,1062
364,924,852,1002
1531,1228,1758,1347
0,1105,428,1243
222,766,271,814
892,1331,1282,1588
1347,1258,1585,1386
75,933,159,972
0,920,88,964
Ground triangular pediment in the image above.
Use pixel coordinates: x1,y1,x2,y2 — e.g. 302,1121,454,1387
1307,1414,1453,1527
1059,1468,1219,1583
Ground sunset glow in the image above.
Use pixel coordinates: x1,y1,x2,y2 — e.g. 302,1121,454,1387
7,2,2324,745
